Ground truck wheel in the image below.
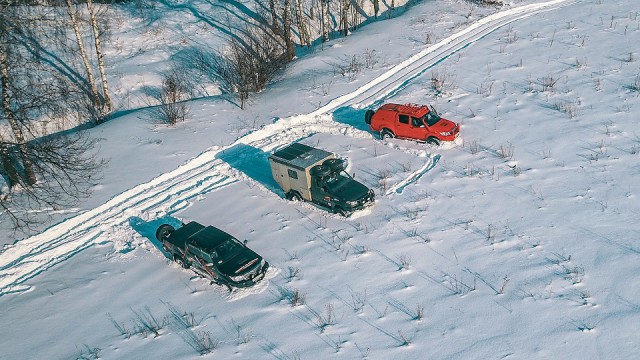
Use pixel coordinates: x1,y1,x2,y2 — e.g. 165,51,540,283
426,137,440,146
174,255,190,269
380,129,395,140
156,224,175,242
286,191,302,201
365,110,374,125
334,206,352,217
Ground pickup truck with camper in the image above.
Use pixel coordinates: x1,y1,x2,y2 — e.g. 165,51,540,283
269,143,375,216
155,221,269,289
365,103,460,145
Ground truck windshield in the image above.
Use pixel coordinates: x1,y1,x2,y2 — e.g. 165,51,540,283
215,239,243,262
424,112,441,126
324,171,351,192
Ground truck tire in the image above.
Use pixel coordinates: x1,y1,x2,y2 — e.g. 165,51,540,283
426,136,440,146
156,224,175,242
174,255,190,269
365,110,374,125
334,206,352,217
380,129,395,140
286,191,302,201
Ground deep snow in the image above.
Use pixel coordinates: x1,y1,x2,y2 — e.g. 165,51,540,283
1,0,639,359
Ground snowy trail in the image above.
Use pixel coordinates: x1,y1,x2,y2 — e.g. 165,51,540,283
0,0,572,296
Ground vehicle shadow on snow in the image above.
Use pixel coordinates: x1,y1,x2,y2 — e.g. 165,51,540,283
333,106,375,133
128,215,183,258
216,143,283,196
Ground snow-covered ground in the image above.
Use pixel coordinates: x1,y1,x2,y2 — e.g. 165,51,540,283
2,0,639,359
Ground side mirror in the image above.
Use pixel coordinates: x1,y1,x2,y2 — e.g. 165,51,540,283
352,173,356,179
243,239,248,246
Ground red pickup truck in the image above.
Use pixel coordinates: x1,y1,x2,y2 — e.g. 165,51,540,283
365,103,460,145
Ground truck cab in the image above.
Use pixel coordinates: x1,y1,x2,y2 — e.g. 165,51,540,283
365,103,460,145
269,143,374,216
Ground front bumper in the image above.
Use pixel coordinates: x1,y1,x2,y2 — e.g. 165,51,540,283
224,262,270,288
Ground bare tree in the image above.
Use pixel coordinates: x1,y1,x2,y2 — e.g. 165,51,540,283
339,0,350,36
86,0,112,115
147,68,190,126
65,0,102,121
294,0,311,47
321,0,330,42
0,2,105,232
282,0,295,61
208,23,287,108
64,0,112,123
372,0,380,19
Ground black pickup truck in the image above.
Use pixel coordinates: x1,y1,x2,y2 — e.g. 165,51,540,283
155,221,269,289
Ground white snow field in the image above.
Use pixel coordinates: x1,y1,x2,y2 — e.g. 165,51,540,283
2,0,640,359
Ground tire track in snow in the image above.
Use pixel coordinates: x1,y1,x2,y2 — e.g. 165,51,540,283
0,0,573,296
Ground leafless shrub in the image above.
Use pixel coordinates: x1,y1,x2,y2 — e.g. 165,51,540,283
285,266,302,282
333,55,363,80
108,313,132,339
486,224,496,243
563,265,585,284
415,303,424,321
430,69,456,96
552,99,580,118
148,68,190,126
538,74,562,91
497,143,514,159
315,303,336,332
290,288,306,306
510,164,522,177
75,344,101,360
469,140,480,154
363,48,379,69
192,330,218,355
398,255,412,270
209,23,287,108
624,74,640,92
498,275,510,294
443,273,476,295
477,80,494,97
375,168,392,192
349,289,367,313
503,26,518,44
397,330,411,346
131,306,168,338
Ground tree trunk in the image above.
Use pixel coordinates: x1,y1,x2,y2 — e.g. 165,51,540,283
0,42,36,186
86,0,111,117
295,0,311,47
321,0,330,42
65,0,102,123
283,0,295,61
340,0,349,36
268,0,280,34
0,144,21,189
373,0,379,19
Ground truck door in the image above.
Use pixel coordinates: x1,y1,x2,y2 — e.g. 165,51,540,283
395,114,413,138
310,176,334,208
409,116,428,140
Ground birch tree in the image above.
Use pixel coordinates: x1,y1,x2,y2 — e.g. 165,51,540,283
282,0,295,61
0,3,104,232
86,0,112,115
294,0,311,47
65,0,102,121
321,0,330,42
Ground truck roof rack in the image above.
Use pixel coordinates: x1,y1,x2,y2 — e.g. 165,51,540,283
270,143,333,169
